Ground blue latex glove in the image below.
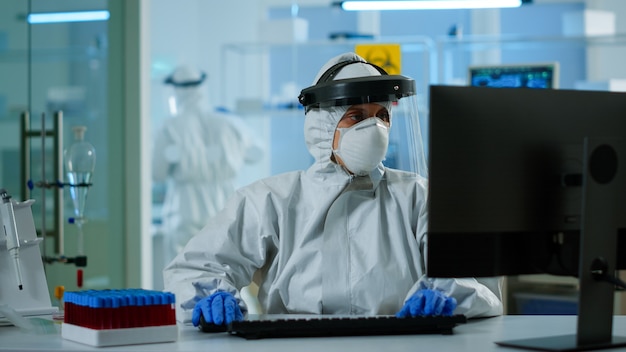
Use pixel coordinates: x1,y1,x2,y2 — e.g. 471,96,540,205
191,291,244,327
396,288,457,318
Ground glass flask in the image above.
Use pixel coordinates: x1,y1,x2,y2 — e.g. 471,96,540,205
64,126,96,237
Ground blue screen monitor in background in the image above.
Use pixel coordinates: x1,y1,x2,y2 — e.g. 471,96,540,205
468,63,559,89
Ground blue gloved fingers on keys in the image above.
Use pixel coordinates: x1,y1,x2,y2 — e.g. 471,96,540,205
210,292,226,325
409,292,426,317
395,289,457,318
422,289,445,316
395,301,409,318
191,291,244,328
193,298,209,326
395,292,423,318
442,296,458,316
223,293,244,324
191,295,217,326
191,302,203,327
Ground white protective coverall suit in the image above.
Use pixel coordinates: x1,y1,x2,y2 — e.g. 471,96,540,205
153,65,263,262
163,54,502,324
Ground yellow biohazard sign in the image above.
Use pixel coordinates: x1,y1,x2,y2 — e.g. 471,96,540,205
355,44,402,75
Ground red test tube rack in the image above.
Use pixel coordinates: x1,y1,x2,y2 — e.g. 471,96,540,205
61,289,178,347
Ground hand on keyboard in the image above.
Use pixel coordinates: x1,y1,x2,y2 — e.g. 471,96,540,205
396,288,457,318
192,291,244,330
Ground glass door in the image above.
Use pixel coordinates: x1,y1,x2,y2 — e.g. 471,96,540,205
0,3,29,196
0,0,128,300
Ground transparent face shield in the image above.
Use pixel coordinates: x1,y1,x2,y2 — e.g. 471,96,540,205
386,91,428,178
299,74,428,179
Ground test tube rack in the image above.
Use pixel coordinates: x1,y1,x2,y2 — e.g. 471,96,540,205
61,289,178,347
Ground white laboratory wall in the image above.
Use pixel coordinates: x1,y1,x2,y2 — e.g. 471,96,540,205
149,0,626,125
150,0,264,120
470,9,501,64
586,0,626,81
147,0,626,133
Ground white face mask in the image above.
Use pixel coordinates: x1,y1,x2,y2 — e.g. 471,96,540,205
333,117,390,176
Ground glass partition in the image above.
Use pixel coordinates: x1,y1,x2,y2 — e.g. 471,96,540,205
0,0,126,299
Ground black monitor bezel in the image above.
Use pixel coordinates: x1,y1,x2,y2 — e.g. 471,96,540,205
426,85,626,351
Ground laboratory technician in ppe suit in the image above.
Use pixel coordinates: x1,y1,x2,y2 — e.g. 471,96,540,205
153,65,264,264
163,53,503,328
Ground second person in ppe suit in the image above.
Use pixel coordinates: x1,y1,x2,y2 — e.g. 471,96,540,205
163,53,503,327
152,65,264,264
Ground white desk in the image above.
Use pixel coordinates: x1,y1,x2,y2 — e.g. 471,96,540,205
1,315,626,352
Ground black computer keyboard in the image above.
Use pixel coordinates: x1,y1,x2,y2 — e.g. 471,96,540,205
199,314,467,339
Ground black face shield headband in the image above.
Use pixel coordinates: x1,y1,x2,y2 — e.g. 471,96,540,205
164,72,207,87
298,59,415,112
298,74,416,111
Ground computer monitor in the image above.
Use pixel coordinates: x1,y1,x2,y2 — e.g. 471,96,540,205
426,85,626,351
468,62,559,89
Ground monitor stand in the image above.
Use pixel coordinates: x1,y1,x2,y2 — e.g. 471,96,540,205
496,139,626,352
